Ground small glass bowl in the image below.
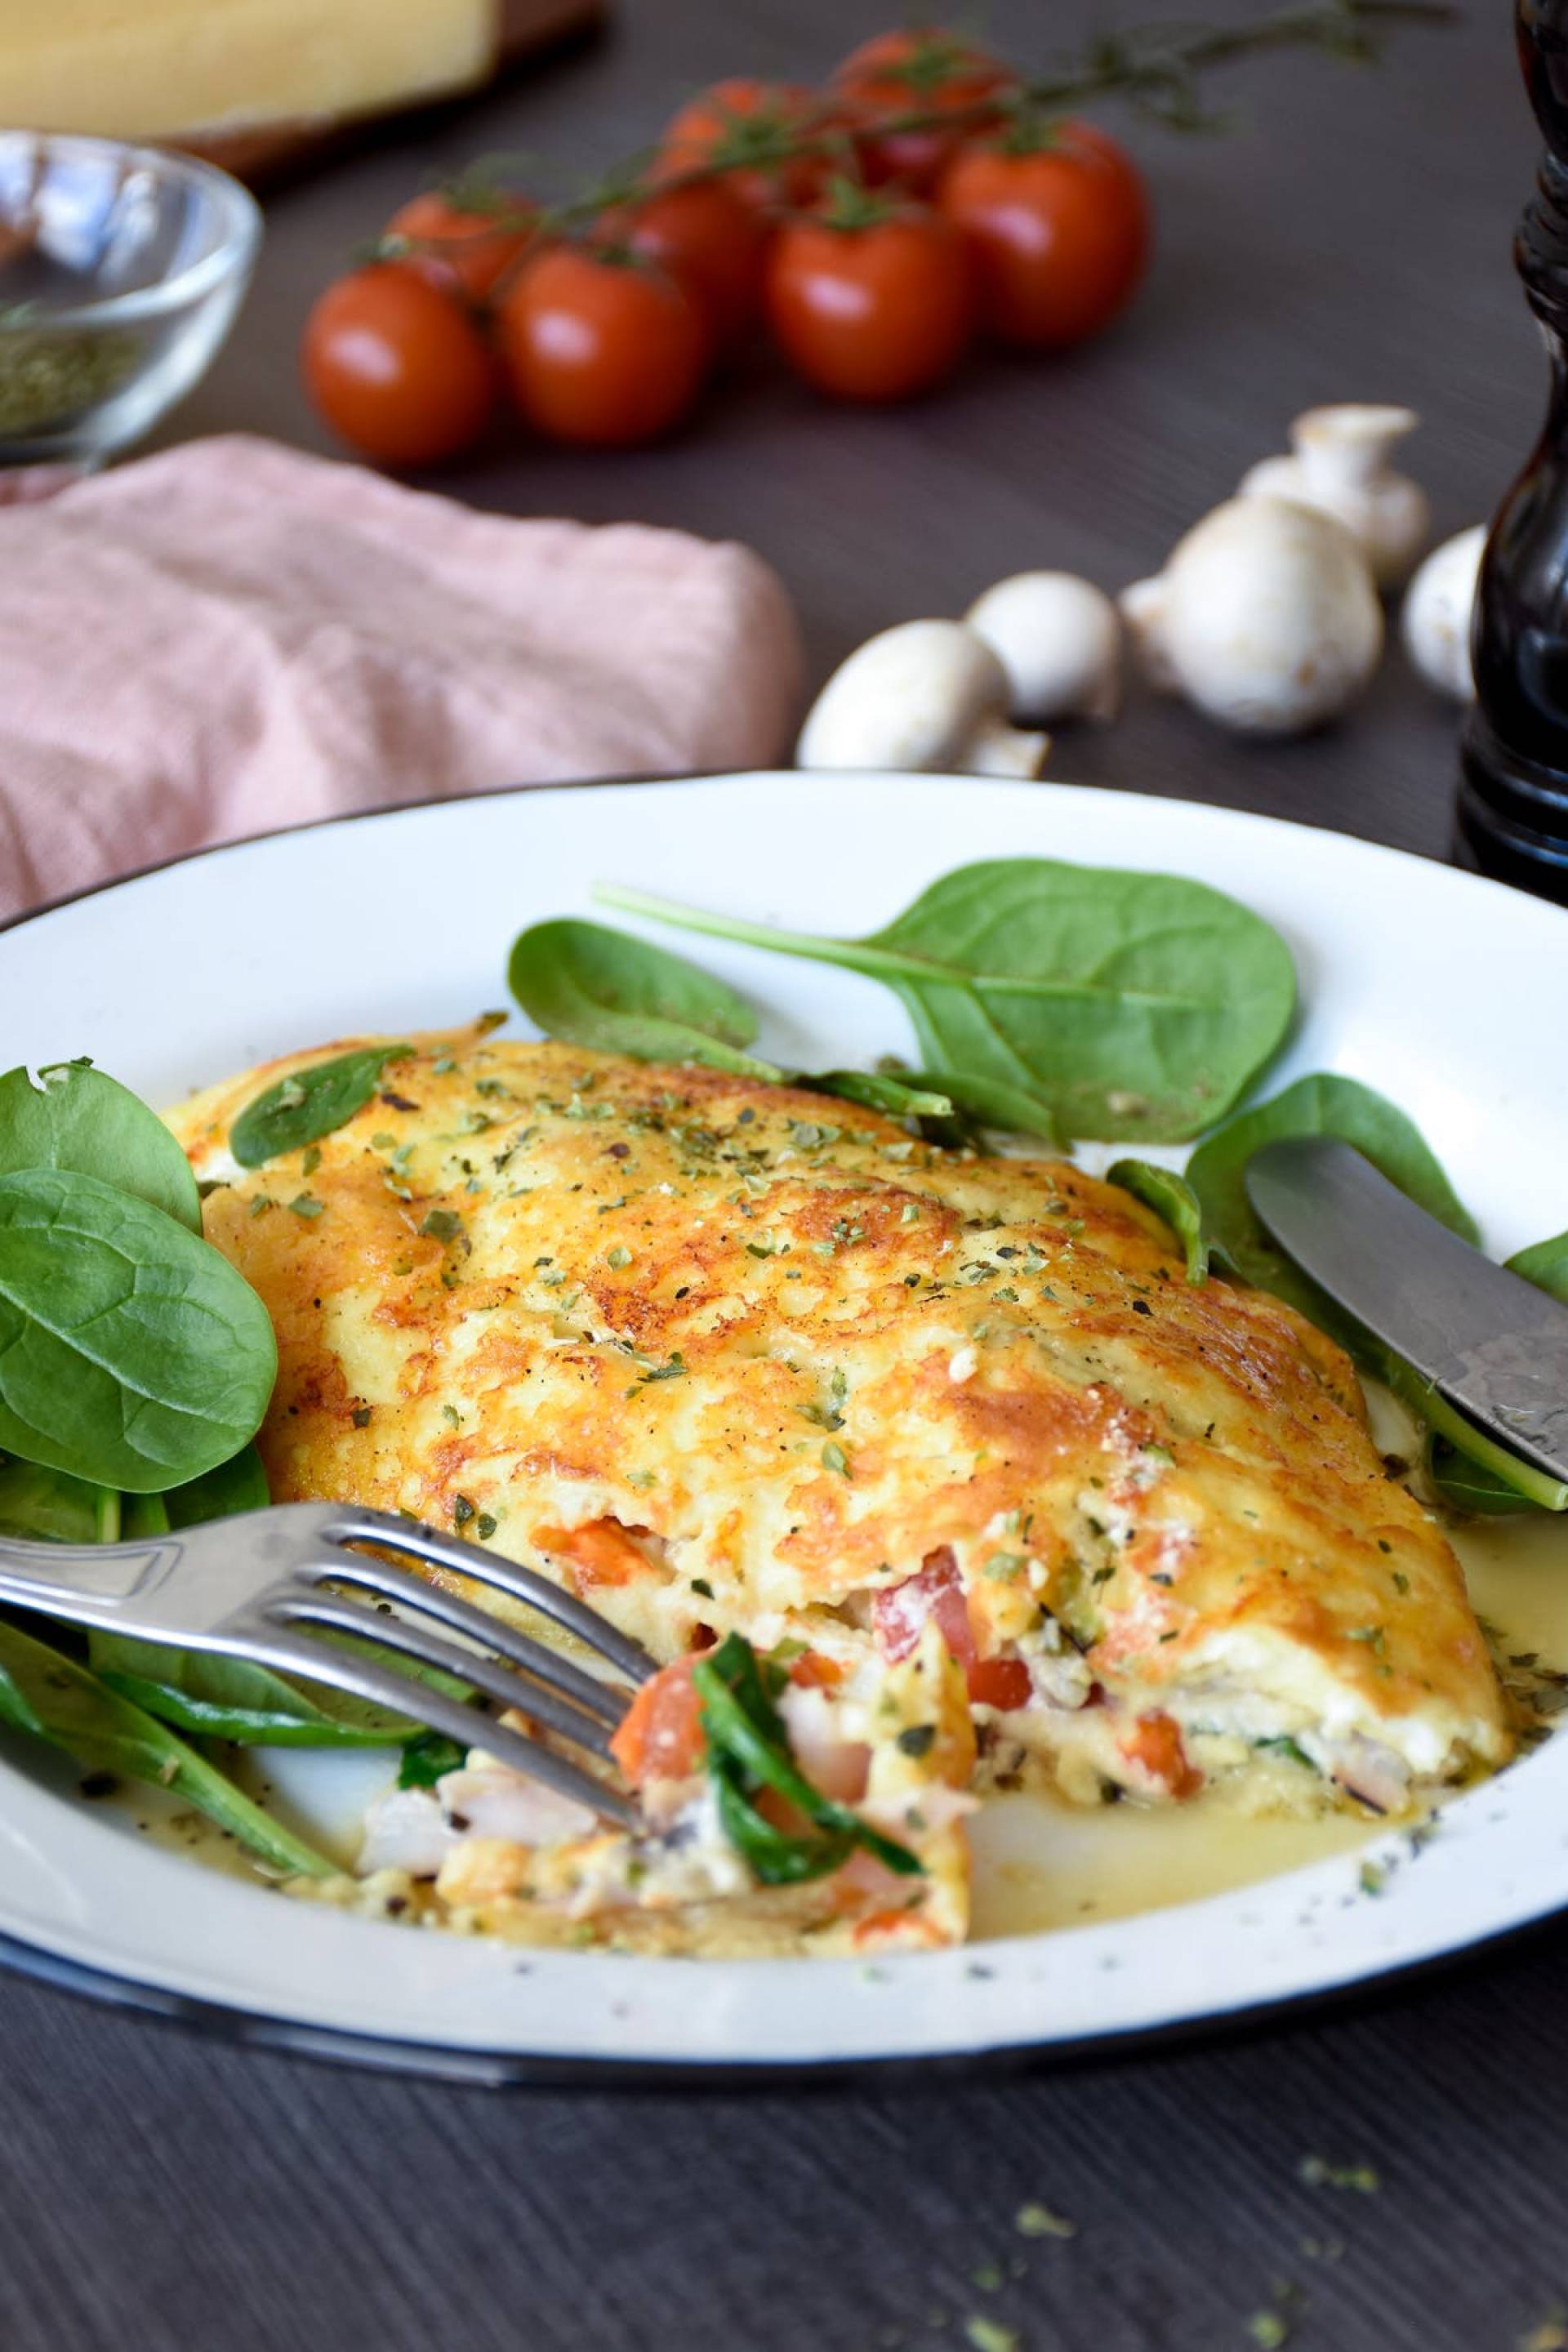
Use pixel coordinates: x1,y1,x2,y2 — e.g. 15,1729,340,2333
0,131,262,466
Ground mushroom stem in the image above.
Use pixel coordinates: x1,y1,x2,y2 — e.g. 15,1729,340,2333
964,716,1053,777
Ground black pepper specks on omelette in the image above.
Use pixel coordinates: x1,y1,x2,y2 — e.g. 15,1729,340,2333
170,1027,1510,1945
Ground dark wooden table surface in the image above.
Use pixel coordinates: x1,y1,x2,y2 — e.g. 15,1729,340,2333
15,5,1566,2349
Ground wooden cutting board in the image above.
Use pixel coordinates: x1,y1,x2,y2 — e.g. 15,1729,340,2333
176,0,604,187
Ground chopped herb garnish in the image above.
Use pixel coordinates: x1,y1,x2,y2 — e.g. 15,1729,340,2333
421,1208,462,1241
1014,2202,1076,2240
1298,2157,1380,2194
351,1406,372,1429
896,1724,937,1757
1247,2314,1292,2351
962,2322,1019,2352
822,1441,851,1479
607,1245,633,1269
287,1193,323,1219
690,1578,715,1599
452,1494,476,1529
475,1514,497,1540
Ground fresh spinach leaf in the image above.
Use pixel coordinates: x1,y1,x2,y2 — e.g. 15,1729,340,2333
0,1457,121,1544
398,1731,466,1788
803,1069,954,1120
88,1632,425,1748
0,1617,332,1878
1107,1158,1213,1283
598,860,1296,1145
510,918,1042,1137
163,1441,270,1528
0,1060,202,1234
902,1066,1062,1144
0,1168,278,1493
509,919,780,1078
1504,1230,1568,1295
693,1633,921,1886
230,1045,413,1169
1425,1432,1542,1517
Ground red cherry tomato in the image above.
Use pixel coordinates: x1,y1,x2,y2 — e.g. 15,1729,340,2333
765,197,973,403
833,29,1017,192
384,189,536,302
660,78,832,215
301,265,497,466
938,122,1150,350
495,245,708,446
618,178,768,349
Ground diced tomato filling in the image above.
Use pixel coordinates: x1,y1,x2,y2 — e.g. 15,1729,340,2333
872,1548,975,1667
787,1649,846,1690
609,1655,706,1788
871,1547,1031,1711
965,1656,1033,1713
1119,1709,1202,1799
534,1517,654,1588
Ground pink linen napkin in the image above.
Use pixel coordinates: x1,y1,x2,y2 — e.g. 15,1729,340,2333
0,434,805,922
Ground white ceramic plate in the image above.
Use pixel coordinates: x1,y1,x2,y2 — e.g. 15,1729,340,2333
2,770,1566,2083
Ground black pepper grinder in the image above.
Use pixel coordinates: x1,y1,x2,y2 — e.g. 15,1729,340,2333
1456,0,1568,898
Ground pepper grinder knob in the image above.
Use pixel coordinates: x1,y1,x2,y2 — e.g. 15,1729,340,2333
1456,0,1568,897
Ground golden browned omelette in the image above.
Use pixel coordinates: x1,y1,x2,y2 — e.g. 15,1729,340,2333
172,1027,1511,1956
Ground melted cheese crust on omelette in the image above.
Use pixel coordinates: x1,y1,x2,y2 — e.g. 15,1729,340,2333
172,1029,1510,1953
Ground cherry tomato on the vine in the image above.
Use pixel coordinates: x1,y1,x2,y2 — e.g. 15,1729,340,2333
384,189,537,302
660,78,834,215
302,264,497,466
617,178,767,349
833,29,1017,192
495,246,709,445
937,122,1150,350
766,195,973,403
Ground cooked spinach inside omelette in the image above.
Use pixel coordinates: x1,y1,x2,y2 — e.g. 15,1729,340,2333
172,1029,1511,1957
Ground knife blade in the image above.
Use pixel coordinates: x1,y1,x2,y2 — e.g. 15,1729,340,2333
1244,1134,1568,1486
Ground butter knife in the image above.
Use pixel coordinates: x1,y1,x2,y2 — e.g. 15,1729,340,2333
1244,1135,1568,1486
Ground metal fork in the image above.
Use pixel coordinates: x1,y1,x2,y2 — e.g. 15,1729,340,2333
0,1503,657,1829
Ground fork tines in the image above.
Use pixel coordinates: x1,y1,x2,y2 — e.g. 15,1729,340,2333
246,1509,659,1832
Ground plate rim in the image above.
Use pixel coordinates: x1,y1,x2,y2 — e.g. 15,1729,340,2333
3,766,1565,2084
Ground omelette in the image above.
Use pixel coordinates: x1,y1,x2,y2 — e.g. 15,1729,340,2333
172,1027,1512,1956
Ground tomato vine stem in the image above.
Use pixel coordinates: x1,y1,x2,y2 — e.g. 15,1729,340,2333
382,0,1454,294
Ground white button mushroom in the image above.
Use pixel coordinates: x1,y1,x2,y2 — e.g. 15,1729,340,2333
964,572,1124,724
1239,404,1431,589
1120,495,1383,737
795,620,1049,777
1401,523,1486,702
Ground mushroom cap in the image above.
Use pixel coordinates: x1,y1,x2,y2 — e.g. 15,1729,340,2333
797,620,1017,771
1401,523,1486,702
1133,496,1383,736
1291,403,1420,457
964,572,1123,724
